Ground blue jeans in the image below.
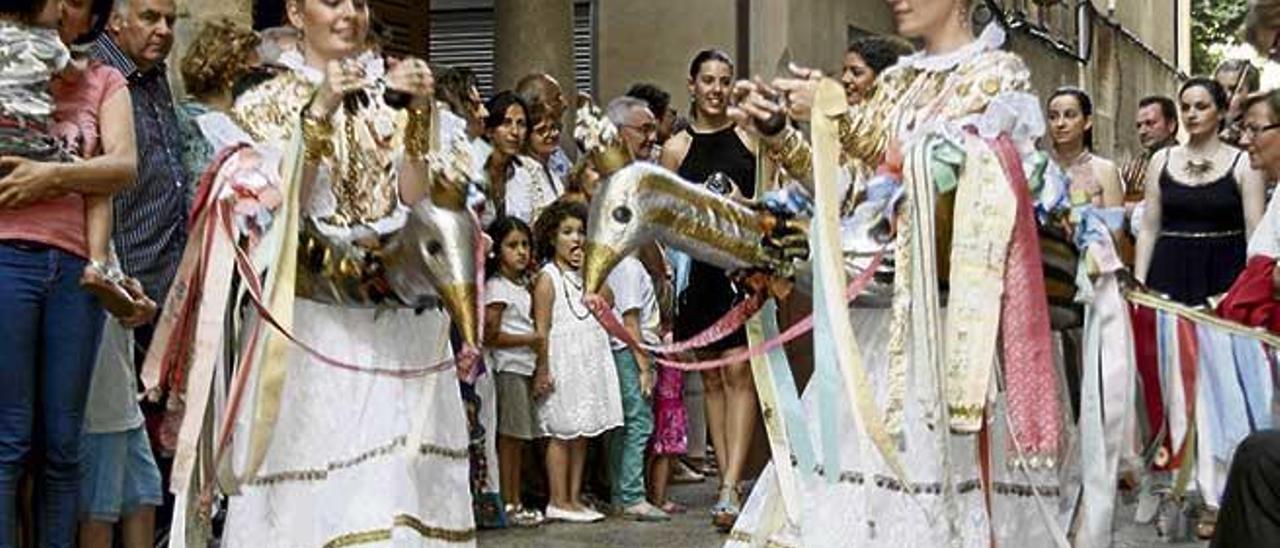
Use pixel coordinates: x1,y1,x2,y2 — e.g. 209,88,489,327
0,242,104,547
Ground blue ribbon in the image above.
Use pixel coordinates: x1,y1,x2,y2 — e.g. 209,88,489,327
1197,327,1252,462
811,222,843,481
1072,206,1126,251
758,299,818,477
1231,335,1273,431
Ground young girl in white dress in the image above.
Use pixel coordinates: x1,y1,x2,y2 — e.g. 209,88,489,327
531,199,623,523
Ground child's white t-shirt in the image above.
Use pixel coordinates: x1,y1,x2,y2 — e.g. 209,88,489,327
607,255,661,351
484,275,537,376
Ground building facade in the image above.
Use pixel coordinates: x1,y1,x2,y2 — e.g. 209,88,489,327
173,1,1189,159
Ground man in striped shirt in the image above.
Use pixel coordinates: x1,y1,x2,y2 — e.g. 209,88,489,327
92,0,186,316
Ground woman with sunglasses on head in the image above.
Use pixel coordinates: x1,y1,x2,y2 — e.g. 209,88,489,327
1134,78,1268,306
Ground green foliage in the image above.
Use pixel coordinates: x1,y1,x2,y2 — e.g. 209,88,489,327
1191,0,1249,75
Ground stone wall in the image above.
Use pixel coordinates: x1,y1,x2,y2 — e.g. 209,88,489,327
594,0,737,107
592,0,1185,160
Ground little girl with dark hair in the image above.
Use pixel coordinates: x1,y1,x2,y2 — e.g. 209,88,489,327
530,199,622,523
483,216,545,527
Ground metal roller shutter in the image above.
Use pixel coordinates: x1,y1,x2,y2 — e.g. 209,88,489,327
428,0,594,100
572,2,594,99
428,8,497,96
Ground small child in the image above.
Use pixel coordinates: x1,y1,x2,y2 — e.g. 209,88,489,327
482,216,545,527
78,320,163,548
0,13,144,317
642,245,690,514
531,199,622,523
605,252,670,520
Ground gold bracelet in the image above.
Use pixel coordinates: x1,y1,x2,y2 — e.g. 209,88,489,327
301,110,335,164
404,106,432,159
766,127,812,182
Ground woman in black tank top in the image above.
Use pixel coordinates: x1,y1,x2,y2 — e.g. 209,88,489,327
1135,78,1267,308
658,48,758,531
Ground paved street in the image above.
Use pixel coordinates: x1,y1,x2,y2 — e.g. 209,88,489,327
480,479,1208,547
479,480,725,547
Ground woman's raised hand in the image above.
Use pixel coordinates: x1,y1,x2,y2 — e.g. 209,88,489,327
386,56,435,110
727,78,785,138
770,63,824,123
311,58,367,119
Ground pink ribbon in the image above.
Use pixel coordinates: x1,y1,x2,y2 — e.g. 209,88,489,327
585,252,884,371
990,135,1063,463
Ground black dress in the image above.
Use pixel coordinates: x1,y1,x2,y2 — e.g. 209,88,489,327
1146,152,1247,305
674,126,756,352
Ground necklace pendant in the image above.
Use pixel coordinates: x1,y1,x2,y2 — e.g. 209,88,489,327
1185,157,1214,178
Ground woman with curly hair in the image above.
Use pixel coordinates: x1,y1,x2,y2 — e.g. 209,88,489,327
530,199,622,523
176,19,261,179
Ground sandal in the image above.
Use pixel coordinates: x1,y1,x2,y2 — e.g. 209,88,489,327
80,261,137,318
672,459,706,484
659,500,687,514
504,503,545,528
710,483,740,532
1195,506,1218,540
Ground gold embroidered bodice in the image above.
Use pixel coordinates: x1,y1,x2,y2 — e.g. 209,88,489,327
840,49,1032,169
234,71,409,227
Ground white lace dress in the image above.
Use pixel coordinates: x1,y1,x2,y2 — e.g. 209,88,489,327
221,50,474,547
729,24,1072,548
728,309,1072,548
534,263,623,439
222,304,474,548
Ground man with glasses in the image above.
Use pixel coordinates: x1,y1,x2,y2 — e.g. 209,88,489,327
626,83,676,146
1203,7,1280,546
607,96,659,162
